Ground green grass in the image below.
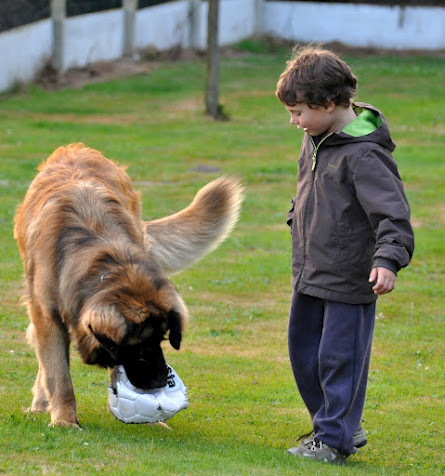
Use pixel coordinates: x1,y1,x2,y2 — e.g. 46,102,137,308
0,44,444,475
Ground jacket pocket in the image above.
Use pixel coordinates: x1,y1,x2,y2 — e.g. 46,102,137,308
338,221,374,279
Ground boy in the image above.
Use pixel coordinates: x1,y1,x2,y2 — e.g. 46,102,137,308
276,46,414,464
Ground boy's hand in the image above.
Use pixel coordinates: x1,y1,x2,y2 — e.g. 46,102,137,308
369,267,396,295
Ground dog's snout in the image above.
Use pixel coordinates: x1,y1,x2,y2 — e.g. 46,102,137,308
120,344,168,390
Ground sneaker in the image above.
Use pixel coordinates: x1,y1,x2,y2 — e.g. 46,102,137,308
353,423,367,448
312,439,348,464
288,438,347,464
287,437,317,458
292,423,367,448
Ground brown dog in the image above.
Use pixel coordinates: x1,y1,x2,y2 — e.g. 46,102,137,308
14,143,243,428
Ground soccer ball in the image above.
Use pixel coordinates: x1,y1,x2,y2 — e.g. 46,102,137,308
108,365,189,424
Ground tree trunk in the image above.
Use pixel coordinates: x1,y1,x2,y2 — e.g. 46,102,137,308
205,0,221,119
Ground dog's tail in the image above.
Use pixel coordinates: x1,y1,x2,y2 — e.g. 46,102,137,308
143,176,244,275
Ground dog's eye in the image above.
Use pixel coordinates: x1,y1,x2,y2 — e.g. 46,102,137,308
89,326,119,360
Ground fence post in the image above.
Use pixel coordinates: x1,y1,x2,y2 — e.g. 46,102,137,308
254,0,264,35
188,0,201,49
51,0,66,71
123,0,137,56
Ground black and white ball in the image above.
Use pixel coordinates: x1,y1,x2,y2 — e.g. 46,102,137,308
108,365,189,424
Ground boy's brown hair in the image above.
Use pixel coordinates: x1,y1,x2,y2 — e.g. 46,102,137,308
276,45,357,107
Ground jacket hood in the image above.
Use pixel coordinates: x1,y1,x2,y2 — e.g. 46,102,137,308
326,102,396,152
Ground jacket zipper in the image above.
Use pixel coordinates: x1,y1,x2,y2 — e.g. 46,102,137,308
295,133,334,288
309,133,333,171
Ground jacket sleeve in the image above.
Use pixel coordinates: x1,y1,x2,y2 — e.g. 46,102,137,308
352,148,414,274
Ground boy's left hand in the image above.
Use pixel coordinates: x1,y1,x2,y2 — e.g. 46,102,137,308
369,267,396,295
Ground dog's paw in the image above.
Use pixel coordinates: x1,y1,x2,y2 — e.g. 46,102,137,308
49,416,82,429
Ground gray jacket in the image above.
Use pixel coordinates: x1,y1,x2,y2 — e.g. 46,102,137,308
287,103,414,304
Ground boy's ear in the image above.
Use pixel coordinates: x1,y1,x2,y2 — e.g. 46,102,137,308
324,100,335,112
325,100,336,112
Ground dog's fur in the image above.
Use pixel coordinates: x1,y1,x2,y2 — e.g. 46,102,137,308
14,143,243,428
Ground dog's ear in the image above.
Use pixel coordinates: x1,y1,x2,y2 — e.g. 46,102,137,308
168,310,182,350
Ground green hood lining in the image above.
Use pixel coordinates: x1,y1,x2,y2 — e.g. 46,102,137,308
342,107,382,137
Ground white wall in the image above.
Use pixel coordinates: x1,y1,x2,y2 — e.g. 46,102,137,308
0,0,444,93
135,0,257,52
135,1,190,50
264,2,445,50
220,0,257,46
64,9,125,69
1,19,52,92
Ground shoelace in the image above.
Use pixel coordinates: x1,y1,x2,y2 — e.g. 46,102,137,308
310,439,323,452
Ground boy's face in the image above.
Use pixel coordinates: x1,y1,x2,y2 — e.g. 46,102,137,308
284,102,335,136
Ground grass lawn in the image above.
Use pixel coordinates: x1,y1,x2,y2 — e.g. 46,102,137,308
0,41,443,475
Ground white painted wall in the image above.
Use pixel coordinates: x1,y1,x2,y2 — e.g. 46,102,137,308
135,1,191,50
196,0,258,49
220,0,257,46
0,0,444,93
264,2,445,50
64,9,125,69
1,19,52,92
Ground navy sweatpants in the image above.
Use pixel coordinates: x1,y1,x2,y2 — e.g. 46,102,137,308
288,291,376,455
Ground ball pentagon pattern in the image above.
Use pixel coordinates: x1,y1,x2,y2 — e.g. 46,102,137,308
108,365,189,424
